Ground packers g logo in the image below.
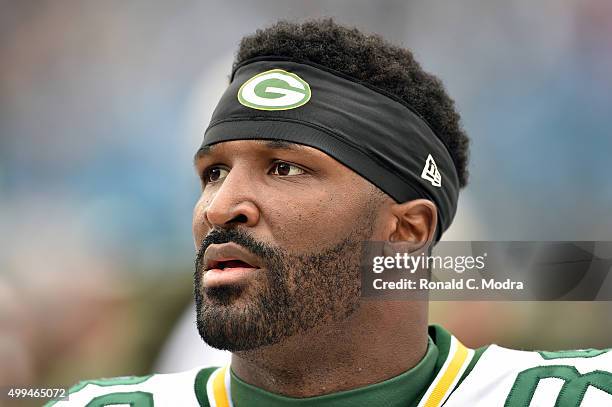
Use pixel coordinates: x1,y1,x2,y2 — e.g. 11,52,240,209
238,69,311,111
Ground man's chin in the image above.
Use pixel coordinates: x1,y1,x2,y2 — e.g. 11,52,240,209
195,311,286,352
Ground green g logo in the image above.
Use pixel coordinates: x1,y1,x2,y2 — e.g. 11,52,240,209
238,69,311,111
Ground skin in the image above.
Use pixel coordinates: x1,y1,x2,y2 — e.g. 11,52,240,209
193,139,438,397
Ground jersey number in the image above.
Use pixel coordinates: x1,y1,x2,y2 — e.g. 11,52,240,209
504,350,612,407
86,391,153,407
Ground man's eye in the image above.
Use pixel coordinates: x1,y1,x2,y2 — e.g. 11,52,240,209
270,162,305,176
204,167,229,183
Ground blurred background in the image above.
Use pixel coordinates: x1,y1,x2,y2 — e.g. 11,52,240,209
1,0,612,402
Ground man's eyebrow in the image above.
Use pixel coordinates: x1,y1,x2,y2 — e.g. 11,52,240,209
193,140,307,165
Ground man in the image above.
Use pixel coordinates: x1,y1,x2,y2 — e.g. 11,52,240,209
50,19,611,407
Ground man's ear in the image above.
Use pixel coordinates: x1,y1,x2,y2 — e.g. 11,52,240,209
389,199,438,245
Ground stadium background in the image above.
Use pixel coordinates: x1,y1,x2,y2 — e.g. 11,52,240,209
1,0,611,403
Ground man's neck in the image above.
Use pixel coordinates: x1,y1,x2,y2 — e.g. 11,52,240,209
230,300,429,397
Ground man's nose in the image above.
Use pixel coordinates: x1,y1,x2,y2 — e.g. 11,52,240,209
203,168,260,229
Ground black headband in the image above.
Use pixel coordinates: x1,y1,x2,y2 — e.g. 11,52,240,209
202,58,460,240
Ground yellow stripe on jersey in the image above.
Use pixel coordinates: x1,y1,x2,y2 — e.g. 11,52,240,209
207,365,232,407
419,336,474,407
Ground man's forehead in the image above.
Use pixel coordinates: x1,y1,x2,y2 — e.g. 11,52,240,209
194,139,316,162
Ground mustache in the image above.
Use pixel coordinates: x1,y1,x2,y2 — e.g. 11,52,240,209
194,228,275,272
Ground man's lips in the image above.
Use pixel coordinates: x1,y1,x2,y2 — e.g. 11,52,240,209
202,243,262,288
204,262,260,288
207,258,255,271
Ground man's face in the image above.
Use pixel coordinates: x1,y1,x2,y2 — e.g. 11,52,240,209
192,140,385,351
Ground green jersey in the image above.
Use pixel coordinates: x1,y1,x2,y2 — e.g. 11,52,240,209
46,325,612,407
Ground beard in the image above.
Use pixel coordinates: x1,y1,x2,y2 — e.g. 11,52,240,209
193,215,376,352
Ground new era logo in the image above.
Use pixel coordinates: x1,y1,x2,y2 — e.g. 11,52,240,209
421,154,442,187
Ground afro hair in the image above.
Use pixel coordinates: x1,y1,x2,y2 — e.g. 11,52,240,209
234,18,470,187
